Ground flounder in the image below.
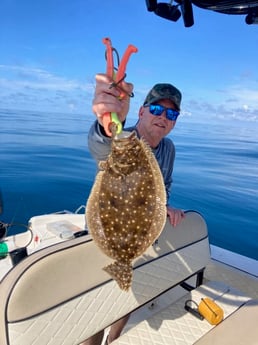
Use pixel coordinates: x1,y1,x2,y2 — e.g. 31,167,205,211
86,130,166,290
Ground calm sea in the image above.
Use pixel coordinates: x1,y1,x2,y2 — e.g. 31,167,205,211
1,108,258,260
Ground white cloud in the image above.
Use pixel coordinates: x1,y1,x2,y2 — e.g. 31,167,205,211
182,79,258,123
0,64,94,112
226,83,258,109
1,64,257,123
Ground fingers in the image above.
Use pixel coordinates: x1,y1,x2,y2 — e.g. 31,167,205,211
119,80,134,98
92,74,134,126
94,74,121,98
167,207,185,227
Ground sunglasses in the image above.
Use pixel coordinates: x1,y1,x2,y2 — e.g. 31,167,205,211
146,104,180,121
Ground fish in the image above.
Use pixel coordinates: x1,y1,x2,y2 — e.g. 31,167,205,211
86,130,167,291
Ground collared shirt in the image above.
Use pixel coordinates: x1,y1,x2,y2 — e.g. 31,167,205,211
88,121,175,203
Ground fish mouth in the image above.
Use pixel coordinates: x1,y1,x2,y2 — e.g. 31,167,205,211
114,130,135,140
113,130,137,151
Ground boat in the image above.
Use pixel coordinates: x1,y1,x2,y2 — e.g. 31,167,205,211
146,0,258,26
0,206,257,345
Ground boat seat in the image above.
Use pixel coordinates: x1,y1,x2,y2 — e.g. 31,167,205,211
0,210,210,345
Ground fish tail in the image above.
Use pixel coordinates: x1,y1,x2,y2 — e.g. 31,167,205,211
103,261,132,291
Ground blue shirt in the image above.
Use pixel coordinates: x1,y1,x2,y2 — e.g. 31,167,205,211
88,121,175,203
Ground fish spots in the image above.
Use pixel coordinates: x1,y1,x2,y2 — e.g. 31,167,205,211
86,131,166,290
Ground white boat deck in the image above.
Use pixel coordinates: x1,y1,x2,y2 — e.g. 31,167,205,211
108,257,257,345
113,280,250,345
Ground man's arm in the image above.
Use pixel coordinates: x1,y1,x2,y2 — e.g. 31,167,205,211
88,120,112,163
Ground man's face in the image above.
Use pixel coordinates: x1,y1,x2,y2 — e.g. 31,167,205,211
138,99,177,144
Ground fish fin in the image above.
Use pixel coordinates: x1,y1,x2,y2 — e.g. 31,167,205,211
99,161,107,170
103,261,132,291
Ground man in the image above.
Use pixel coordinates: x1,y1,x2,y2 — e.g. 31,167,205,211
82,74,184,344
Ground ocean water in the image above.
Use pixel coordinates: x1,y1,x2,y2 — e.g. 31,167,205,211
1,108,257,260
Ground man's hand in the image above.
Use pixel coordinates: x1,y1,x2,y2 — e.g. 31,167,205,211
92,73,134,126
167,206,185,227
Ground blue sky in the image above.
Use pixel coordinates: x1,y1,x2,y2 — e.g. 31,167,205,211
0,0,258,123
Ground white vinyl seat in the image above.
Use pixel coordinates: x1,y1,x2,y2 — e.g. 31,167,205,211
0,211,210,345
